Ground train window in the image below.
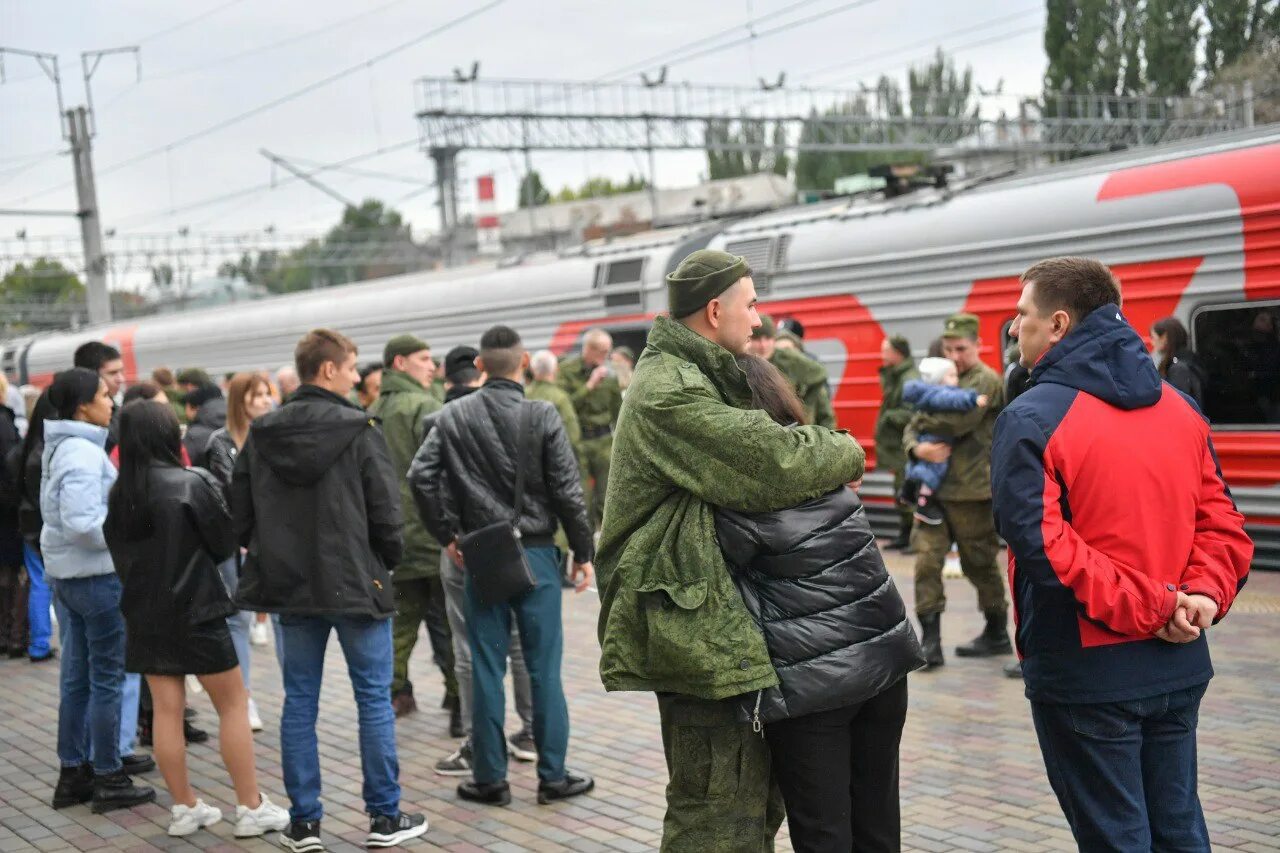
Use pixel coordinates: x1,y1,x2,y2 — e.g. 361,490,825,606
1191,301,1280,428
605,258,644,286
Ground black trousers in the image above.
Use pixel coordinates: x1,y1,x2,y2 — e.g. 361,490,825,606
764,677,909,853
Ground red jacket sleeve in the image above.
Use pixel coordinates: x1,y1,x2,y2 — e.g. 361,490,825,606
1180,437,1252,619
993,408,1178,636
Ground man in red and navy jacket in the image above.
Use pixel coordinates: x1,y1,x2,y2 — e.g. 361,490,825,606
992,257,1252,853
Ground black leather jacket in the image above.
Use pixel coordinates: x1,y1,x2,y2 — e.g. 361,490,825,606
410,378,594,563
204,427,237,500
104,465,237,634
716,487,924,723
232,385,403,618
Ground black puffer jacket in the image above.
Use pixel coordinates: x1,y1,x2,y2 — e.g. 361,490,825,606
184,397,227,468
232,385,402,618
410,378,594,562
715,486,924,723
104,465,237,633
11,432,43,548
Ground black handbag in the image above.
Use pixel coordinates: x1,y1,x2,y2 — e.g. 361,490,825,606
456,399,538,606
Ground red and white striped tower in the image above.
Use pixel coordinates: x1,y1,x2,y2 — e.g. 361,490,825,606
475,174,501,255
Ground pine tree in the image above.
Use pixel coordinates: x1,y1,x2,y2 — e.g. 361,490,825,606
1203,0,1275,75
1144,0,1202,95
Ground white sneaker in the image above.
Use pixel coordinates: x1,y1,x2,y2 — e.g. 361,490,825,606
247,697,264,732
250,620,270,646
233,793,290,837
168,799,222,836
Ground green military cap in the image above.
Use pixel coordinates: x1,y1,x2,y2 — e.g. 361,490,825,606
888,334,912,358
752,314,777,339
383,334,429,366
942,312,980,339
666,249,749,318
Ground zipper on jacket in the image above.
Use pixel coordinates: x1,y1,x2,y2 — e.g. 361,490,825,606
751,690,763,736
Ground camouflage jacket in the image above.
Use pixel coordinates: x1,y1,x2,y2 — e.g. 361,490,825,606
526,379,581,447
558,355,623,433
369,369,442,579
770,346,837,428
596,316,865,700
903,360,1004,502
874,358,919,473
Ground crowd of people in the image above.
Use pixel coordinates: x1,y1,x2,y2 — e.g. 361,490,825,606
0,247,1255,853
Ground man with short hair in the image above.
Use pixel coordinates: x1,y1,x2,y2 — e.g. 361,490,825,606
993,257,1252,850
597,250,864,851
904,312,1009,668
527,350,582,449
275,364,300,401
233,328,428,851
748,315,837,428
408,346,538,778
182,384,226,468
416,326,595,807
368,335,458,728
557,328,622,528
74,342,125,450
876,335,918,550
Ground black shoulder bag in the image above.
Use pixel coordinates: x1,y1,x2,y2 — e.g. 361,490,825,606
457,400,538,606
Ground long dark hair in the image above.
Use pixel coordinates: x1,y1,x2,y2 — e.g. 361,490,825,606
1152,316,1191,378
15,391,55,495
107,400,183,539
736,355,807,426
47,368,102,420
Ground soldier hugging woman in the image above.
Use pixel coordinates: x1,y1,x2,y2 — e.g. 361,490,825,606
715,354,925,853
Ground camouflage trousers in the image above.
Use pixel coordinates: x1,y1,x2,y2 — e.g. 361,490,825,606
912,498,1008,617
391,576,458,701
579,433,613,529
657,692,785,853
891,469,914,538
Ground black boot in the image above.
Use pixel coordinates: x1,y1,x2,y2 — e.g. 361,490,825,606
447,695,464,739
956,610,1013,658
90,770,156,813
918,613,944,669
52,763,94,809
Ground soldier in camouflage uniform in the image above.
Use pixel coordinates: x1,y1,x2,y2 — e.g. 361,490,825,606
748,316,837,428
558,328,623,528
597,250,864,852
368,335,459,728
876,334,919,550
904,313,1011,668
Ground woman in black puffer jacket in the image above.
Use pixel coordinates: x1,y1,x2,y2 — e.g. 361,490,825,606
716,355,925,853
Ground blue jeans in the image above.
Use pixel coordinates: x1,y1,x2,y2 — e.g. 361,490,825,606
53,574,126,775
278,615,399,822
466,546,569,785
1030,682,1211,853
218,559,253,691
23,543,53,658
119,673,140,758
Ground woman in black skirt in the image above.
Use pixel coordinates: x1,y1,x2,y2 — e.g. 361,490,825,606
104,399,288,839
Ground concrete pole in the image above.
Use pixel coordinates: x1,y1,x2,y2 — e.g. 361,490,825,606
68,106,112,324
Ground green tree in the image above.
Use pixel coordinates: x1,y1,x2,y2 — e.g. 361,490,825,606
0,258,85,302
1144,0,1202,95
770,122,790,177
1044,0,1133,96
705,119,791,180
1203,0,1277,75
517,171,551,208
908,48,976,118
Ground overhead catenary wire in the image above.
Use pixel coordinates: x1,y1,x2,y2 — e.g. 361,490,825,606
128,0,249,45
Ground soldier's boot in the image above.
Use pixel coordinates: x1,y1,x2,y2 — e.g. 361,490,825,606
956,610,1013,658
918,613,944,669
885,515,913,551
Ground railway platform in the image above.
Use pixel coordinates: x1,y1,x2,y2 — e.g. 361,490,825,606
0,549,1276,852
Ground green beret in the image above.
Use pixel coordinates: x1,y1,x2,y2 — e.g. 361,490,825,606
383,334,430,366
666,250,748,318
752,314,777,340
942,313,980,339
888,334,911,358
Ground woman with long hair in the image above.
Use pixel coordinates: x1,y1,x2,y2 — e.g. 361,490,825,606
205,372,277,730
714,355,924,853
42,368,155,814
105,399,288,838
1151,316,1206,406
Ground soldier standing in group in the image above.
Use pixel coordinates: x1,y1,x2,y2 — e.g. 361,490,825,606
876,335,918,551
369,335,460,731
905,313,1010,668
748,315,837,428
558,328,622,528
597,250,863,852
527,351,582,449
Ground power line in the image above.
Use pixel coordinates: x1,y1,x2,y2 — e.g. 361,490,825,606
824,23,1045,88
130,0,248,45
5,0,506,206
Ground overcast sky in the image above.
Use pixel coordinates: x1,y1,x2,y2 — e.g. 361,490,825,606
1,0,1047,244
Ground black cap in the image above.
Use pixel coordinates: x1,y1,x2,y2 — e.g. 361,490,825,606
444,345,480,383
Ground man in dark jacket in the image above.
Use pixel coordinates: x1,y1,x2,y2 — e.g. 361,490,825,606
232,328,427,851
875,334,918,550
993,257,1253,851
74,341,126,452
416,325,596,808
182,384,226,468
